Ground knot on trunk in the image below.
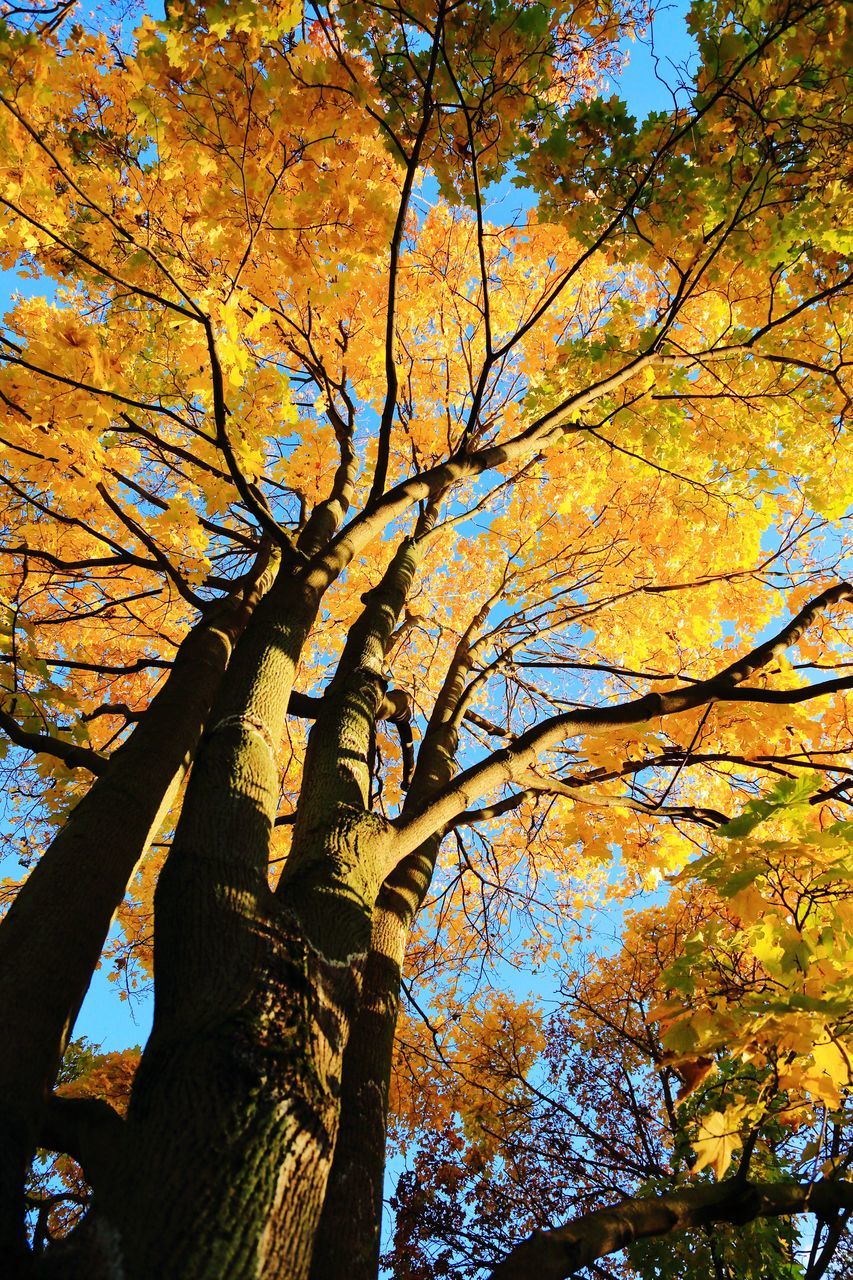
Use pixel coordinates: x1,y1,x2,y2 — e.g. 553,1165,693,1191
204,713,277,757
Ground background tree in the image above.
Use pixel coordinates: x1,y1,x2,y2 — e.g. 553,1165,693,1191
386,836,853,1278
0,0,850,1276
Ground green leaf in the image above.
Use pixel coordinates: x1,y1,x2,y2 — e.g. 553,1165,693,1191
717,773,822,839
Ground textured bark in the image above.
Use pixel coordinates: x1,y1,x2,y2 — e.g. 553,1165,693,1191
311,603,481,1280
307,892,415,1280
92,568,381,1278
109,908,363,1280
279,535,424,959
0,559,275,1265
66,530,417,1275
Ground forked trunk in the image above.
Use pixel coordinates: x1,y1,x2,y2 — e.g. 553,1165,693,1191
84,567,382,1277
105,908,362,1280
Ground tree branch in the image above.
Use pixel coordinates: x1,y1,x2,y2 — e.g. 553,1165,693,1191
40,1094,123,1191
204,324,305,558
488,1179,853,1280
388,583,853,869
0,709,108,774
368,6,444,506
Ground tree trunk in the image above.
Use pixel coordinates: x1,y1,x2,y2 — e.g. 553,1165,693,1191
308,901,408,1280
79,568,371,1277
0,557,276,1265
94,538,425,1275
107,902,364,1280
309,840,445,1280
309,602,481,1280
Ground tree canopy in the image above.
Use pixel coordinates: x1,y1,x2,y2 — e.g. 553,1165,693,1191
0,0,850,1276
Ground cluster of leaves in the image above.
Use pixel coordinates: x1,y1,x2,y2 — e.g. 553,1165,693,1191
383,770,853,1276
659,776,853,1174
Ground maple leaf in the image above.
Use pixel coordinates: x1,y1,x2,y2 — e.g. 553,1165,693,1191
691,1108,744,1180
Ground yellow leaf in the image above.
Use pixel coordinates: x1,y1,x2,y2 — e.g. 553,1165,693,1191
691,1108,742,1179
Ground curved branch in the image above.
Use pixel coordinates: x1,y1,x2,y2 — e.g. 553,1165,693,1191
0,709,108,774
0,656,171,675
379,687,415,791
389,583,853,869
0,343,196,429
204,325,304,558
0,546,156,575
40,1094,123,1191
96,483,206,611
488,1178,853,1280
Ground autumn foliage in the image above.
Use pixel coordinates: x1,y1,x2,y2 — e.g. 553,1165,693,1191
0,0,851,1276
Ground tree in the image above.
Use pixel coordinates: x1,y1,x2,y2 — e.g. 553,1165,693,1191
386,847,853,1278
0,0,850,1275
